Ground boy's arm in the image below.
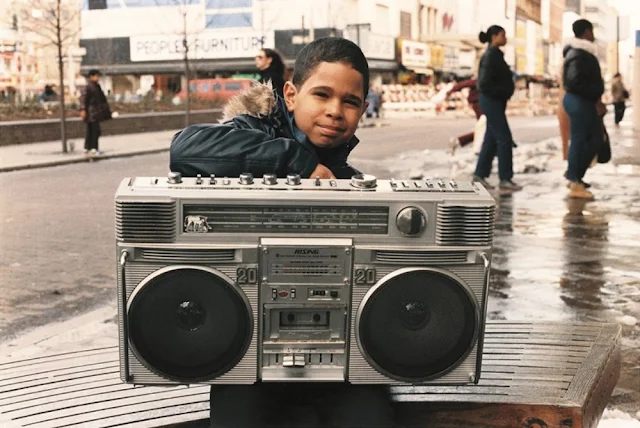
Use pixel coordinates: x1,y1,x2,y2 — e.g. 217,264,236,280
170,123,319,178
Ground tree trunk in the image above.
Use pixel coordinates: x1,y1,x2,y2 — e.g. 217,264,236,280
56,0,68,153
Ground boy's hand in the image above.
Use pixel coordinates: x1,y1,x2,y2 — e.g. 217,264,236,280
309,164,335,179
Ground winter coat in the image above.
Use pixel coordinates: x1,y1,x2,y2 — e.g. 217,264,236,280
477,46,515,102
562,38,604,102
169,82,361,179
447,79,480,105
79,81,112,123
611,80,628,102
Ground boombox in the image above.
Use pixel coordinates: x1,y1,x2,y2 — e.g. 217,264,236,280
115,172,495,386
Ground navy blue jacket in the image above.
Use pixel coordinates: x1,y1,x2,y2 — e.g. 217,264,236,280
170,96,361,179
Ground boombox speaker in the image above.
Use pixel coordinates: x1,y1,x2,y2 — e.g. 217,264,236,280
115,173,495,386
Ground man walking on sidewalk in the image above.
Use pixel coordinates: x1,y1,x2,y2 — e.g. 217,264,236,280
79,69,112,155
561,19,604,200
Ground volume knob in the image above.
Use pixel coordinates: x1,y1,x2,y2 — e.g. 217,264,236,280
286,173,301,185
239,172,254,185
396,207,427,236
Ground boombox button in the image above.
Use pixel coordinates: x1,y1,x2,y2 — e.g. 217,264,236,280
290,289,296,299
278,290,289,298
271,288,277,300
330,291,338,298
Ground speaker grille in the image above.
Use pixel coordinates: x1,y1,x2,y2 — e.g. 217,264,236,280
354,268,478,383
436,205,495,246
375,250,468,264
128,267,252,382
140,248,236,263
116,201,176,243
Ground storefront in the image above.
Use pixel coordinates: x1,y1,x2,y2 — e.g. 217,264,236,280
397,39,432,84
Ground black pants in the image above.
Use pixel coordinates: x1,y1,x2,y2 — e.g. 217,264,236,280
84,121,101,151
209,383,398,428
613,101,626,124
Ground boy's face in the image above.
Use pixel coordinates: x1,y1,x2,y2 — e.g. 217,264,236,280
284,62,368,148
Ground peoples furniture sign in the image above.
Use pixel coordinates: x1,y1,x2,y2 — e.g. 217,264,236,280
130,31,275,62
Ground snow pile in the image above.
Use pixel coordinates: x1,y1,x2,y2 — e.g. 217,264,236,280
616,315,638,327
598,409,640,428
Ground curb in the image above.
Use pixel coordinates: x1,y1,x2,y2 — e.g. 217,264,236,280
0,147,170,173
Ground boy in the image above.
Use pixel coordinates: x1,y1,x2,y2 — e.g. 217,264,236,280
171,38,397,427
170,37,370,181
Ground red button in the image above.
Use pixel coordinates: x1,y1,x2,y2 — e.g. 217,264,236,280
278,291,289,298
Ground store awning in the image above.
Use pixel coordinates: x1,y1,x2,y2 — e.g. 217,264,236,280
422,34,484,50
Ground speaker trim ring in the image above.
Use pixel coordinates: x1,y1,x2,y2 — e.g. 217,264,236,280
126,264,254,383
354,266,480,383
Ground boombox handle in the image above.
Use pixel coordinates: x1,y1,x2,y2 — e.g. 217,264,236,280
120,250,133,382
475,252,491,383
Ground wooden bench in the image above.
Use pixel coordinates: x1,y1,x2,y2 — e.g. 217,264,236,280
0,321,621,428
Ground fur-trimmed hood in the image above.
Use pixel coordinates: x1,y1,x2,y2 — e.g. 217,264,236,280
563,37,597,57
221,81,278,122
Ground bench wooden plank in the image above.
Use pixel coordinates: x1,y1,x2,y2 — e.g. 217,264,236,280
0,322,621,428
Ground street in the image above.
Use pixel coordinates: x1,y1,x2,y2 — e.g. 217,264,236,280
0,114,638,415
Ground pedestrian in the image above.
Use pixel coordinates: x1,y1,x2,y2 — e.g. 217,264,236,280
365,84,382,118
79,69,112,155
611,72,629,127
472,25,521,191
562,19,604,200
255,48,286,99
446,77,482,153
171,37,397,428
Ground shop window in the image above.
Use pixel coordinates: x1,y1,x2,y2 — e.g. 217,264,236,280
206,13,252,28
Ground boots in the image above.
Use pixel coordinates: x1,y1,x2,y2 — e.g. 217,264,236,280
568,181,594,200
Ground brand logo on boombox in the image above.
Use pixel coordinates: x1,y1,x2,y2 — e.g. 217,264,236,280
184,215,211,233
294,249,320,255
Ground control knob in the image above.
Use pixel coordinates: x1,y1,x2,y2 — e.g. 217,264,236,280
396,207,427,236
263,173,278,185
239,173,254,185
286,173,301,185
351,174,377,189
167,171,182,184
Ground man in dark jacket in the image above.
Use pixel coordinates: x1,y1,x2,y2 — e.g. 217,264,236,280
79,69,111,155
562,19,604,200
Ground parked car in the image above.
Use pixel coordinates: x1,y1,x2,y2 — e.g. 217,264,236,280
175,78,254,103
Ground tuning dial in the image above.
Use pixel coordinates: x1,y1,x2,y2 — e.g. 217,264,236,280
351,174,377,189
167,171,182,184
286,173,301,185
239,173,254,185
396,207,427,236
263,173,277,185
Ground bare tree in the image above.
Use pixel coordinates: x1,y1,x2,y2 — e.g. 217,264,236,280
14,0,81,153
154,0,205,127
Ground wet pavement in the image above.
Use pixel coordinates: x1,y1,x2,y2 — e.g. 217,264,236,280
0,114,638,419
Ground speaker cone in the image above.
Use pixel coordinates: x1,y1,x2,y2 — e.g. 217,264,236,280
356,268,477,382
128,266,252,382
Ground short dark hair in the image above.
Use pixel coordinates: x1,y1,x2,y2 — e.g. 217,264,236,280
573,19,593,38
292,37,369,99
479,25,505,44
88,69,102,77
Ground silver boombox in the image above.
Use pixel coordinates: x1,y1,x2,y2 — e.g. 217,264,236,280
115,172,495,386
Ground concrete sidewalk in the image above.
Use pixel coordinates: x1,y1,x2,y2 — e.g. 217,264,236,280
0,129,179,173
